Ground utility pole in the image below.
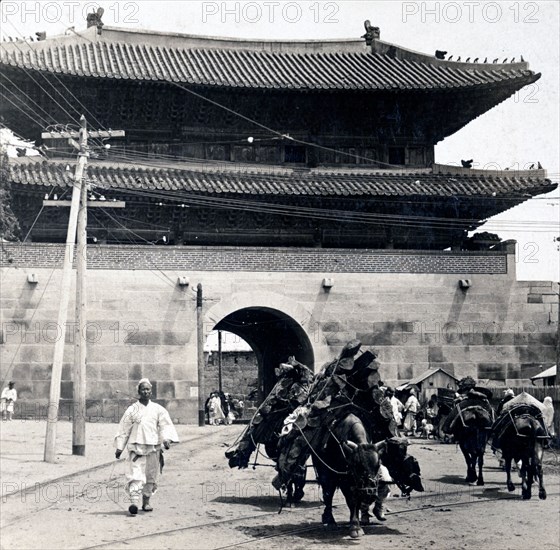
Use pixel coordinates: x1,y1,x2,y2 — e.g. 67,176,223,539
197,283,205,426
218,330,223,393
73,132,88,456
41,118,124,462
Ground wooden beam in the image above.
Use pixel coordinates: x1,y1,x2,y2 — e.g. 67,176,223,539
43,200,126,208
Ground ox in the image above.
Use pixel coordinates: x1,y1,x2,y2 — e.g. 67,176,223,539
493,404,548,500
313,413,381,539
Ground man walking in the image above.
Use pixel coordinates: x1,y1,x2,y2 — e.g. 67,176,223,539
1,381,17,421
114,379,179,515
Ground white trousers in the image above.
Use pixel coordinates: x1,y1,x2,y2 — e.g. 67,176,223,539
125,451,161,504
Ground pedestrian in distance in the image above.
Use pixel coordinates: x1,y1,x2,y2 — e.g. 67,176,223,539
403,389,420,436
496,388,515,416
1,382,17,421
385,387,404,429
543,396,555,446
114,378,179,515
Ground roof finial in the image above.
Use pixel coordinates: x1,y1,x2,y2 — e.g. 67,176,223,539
86,7,105,35
362,20,380,46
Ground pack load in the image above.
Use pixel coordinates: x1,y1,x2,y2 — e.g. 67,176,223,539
271,340,398,491
491,392,550,449
442,377,494,436
225,357,314,469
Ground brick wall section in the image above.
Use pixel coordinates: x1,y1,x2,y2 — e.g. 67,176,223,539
0,243,508,274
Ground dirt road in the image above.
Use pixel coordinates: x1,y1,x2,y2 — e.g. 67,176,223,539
1,424,558,550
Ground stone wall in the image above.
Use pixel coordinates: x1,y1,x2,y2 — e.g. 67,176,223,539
204,351,258,398
0,244,557,423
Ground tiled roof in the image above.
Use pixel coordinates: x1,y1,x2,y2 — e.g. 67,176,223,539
0,34,539,91
8,158,556,199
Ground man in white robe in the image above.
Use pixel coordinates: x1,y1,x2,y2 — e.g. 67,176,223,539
1,382,17,421
114,379,179,515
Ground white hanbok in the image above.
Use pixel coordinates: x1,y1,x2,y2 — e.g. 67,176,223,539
114,401,179,505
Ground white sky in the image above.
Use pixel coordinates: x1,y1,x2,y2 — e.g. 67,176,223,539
1,1,558,281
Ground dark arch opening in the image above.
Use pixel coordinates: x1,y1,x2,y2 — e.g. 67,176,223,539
214,307,314,399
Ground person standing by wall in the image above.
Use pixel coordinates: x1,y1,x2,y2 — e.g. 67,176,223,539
1,382,17,421
114,378,179,515
385,387,404,430
403,389,420,437
543,396,555,445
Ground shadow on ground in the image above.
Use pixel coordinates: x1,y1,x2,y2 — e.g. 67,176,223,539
237,522,402,544
213,494,318,512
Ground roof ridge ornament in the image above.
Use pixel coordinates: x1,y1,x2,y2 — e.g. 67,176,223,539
86,7,105,35
362,20,380,46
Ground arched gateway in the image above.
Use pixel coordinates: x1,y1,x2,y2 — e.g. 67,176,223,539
206,293,330,397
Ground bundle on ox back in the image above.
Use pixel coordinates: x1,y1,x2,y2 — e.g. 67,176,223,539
271,340,424,539
442,377,494,485
491,392,550,500
225,358,313,503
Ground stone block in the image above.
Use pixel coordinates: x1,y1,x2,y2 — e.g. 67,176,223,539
89,380,130,400
325,332,356,345
19,346,42,363
174,380,194,398
11,364,33,381
14,382,34,399
428,346,445,363
30,364,51,380
128,364,143,381
60,381,73,399
61,363,72,380
477,363,506,380
125,330,162,346
162,399,196,424
32,381,51,399
151,363,174,380
162,331,190,345
86,399,105,421
86,364,101,380
100,365,129,381
507,363,521,379
156,381,175,399
398,364,413,380
321,321,345,333
379,363,398,381
520,363,544,378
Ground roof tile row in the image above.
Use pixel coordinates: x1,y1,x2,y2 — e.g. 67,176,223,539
8,159,555,199
0,40,536,91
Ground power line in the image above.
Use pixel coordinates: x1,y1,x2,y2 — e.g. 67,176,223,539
2,20,110,130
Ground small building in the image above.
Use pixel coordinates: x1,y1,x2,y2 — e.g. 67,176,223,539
530,365,557,387
396,368,458,402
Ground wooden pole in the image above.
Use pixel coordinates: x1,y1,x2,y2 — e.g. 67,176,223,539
197,283,205,426
72,128,88,455
44,116,88,463
218,330,223,392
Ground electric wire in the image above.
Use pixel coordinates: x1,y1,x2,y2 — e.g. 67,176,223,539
89,206,180,289
1,20,105,128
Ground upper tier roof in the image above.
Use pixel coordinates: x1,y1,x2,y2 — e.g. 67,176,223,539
8,157,554,202
0,26,539,92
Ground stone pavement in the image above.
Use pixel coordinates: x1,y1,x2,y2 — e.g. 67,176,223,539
0,418,216,499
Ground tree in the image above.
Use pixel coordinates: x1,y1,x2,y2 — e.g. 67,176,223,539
0,151,21,241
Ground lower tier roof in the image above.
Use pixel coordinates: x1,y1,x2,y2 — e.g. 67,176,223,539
8,157,555,201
